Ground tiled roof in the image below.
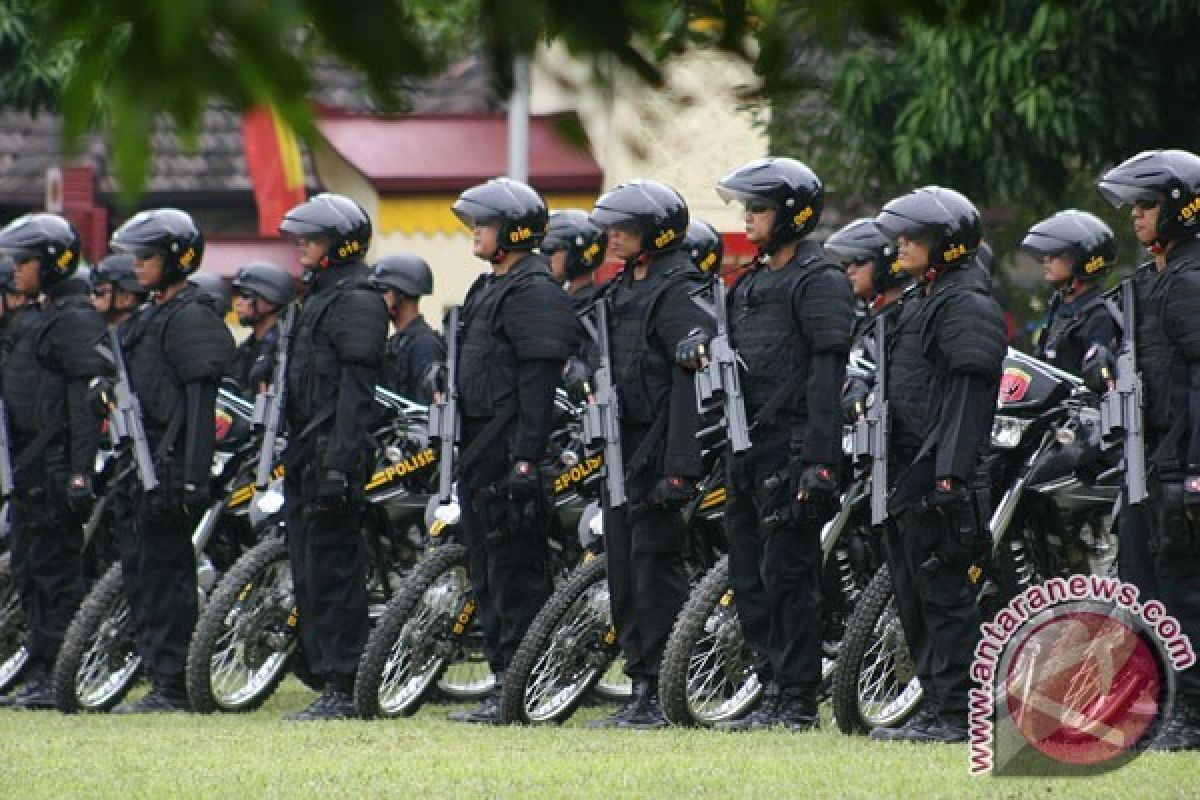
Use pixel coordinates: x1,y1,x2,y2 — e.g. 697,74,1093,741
0,56,501,203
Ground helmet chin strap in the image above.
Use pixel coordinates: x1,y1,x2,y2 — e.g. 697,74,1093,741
488,247,508,266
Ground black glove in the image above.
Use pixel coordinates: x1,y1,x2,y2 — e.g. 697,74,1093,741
649,475,693,509
317,469,349,510
181,481,211,513
927,476,989,565
66,474,94,513
842,377,870,423
247,353,274,394
562,358,592,404
1082,344,1116,396
88,377,116,419
792,463,839,521
1185,474,1200,508
503,460,541,501
674,328,710,371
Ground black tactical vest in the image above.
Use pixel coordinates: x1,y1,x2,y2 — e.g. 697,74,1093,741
384,316,440,401
3,304,59,438
458,274,519,419
728,252,824,415
1036,288,1109,376
287,264,372,425
1135,266,1174,436
886,287,933,453
127,296,190,434
607,256,692,426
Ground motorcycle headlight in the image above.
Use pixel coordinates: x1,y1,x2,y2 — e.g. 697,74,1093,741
990,415,1032,449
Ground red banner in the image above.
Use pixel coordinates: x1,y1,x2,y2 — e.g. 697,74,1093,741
242,106,307,236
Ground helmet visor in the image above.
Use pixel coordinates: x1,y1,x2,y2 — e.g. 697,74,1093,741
109,241,166,260
589,206,642,234
451,198,503,230
1097,181,1160,210
715,185,777,212
875,209,932,242
1019,231,1072,257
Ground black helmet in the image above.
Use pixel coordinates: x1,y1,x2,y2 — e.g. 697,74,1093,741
0,212,82,290
1021,210,1117,283
94,253,146,295
370,253,434,297
1097,149,1200,245
716,157,823,252
111,208,204,286
0,255,14,293
590,180,688,258
825,218,907,294
683,219,723,274
542,210,607,280
188,272,232,316
452,178,548,258
279,193,372,267
232,261,296,306
875,186,982,269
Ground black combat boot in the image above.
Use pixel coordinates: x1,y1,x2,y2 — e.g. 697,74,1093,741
447,672,505,725
716,682,780,732
888,712,968,744
775,686,819,731
869,702,940,742
284,685,356,721
617,677,667,730
9,674,55,711
1150,703,1200,752
586,678,647,729
113,674,191,714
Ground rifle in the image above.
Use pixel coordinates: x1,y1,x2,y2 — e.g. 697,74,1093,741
252,304,296,491
0,397,12,498
1099,279,1147,505
427,306,460,503
849,314,890,526
692,277,751,454
102,326,159,492
579,300,627,507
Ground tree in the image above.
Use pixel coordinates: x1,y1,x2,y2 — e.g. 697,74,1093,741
21,0,948,198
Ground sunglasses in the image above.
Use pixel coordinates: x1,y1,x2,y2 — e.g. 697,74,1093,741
236,289,260,301
743,201,773,214
92,286,113,297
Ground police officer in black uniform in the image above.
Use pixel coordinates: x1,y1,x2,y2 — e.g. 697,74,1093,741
0,256,35,363
871,187,1006,743
1096,149,1200,749
228,261,296,399
542,210,608,313
277,193,387,721
369,254,444,404
1023,210,1119,376
683,219,724,276
444,178,579,724
827,217,910,353
588,180,711,729
188,271,232,318
0,215,105,709
92,254,148,327
105,209,234,713
696,159,854,731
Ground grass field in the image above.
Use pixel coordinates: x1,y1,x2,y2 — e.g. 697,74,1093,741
1,680,1198,799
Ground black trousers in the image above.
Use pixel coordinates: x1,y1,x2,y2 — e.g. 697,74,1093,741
284,460,369,690
116,482,198,681
889,506,981,717
1117,499,1161,603
459,444,552,676
724,433,823,690
881,519,935,706
9,465,84,676
1151,479,1200,707
604,464,690,681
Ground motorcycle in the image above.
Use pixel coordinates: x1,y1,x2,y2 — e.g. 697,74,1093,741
51,388,263,712
830,348,1121,734
183,387,435,713
352,390,605,719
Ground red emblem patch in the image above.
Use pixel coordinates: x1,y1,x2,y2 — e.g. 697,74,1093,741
999,368,1032,405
